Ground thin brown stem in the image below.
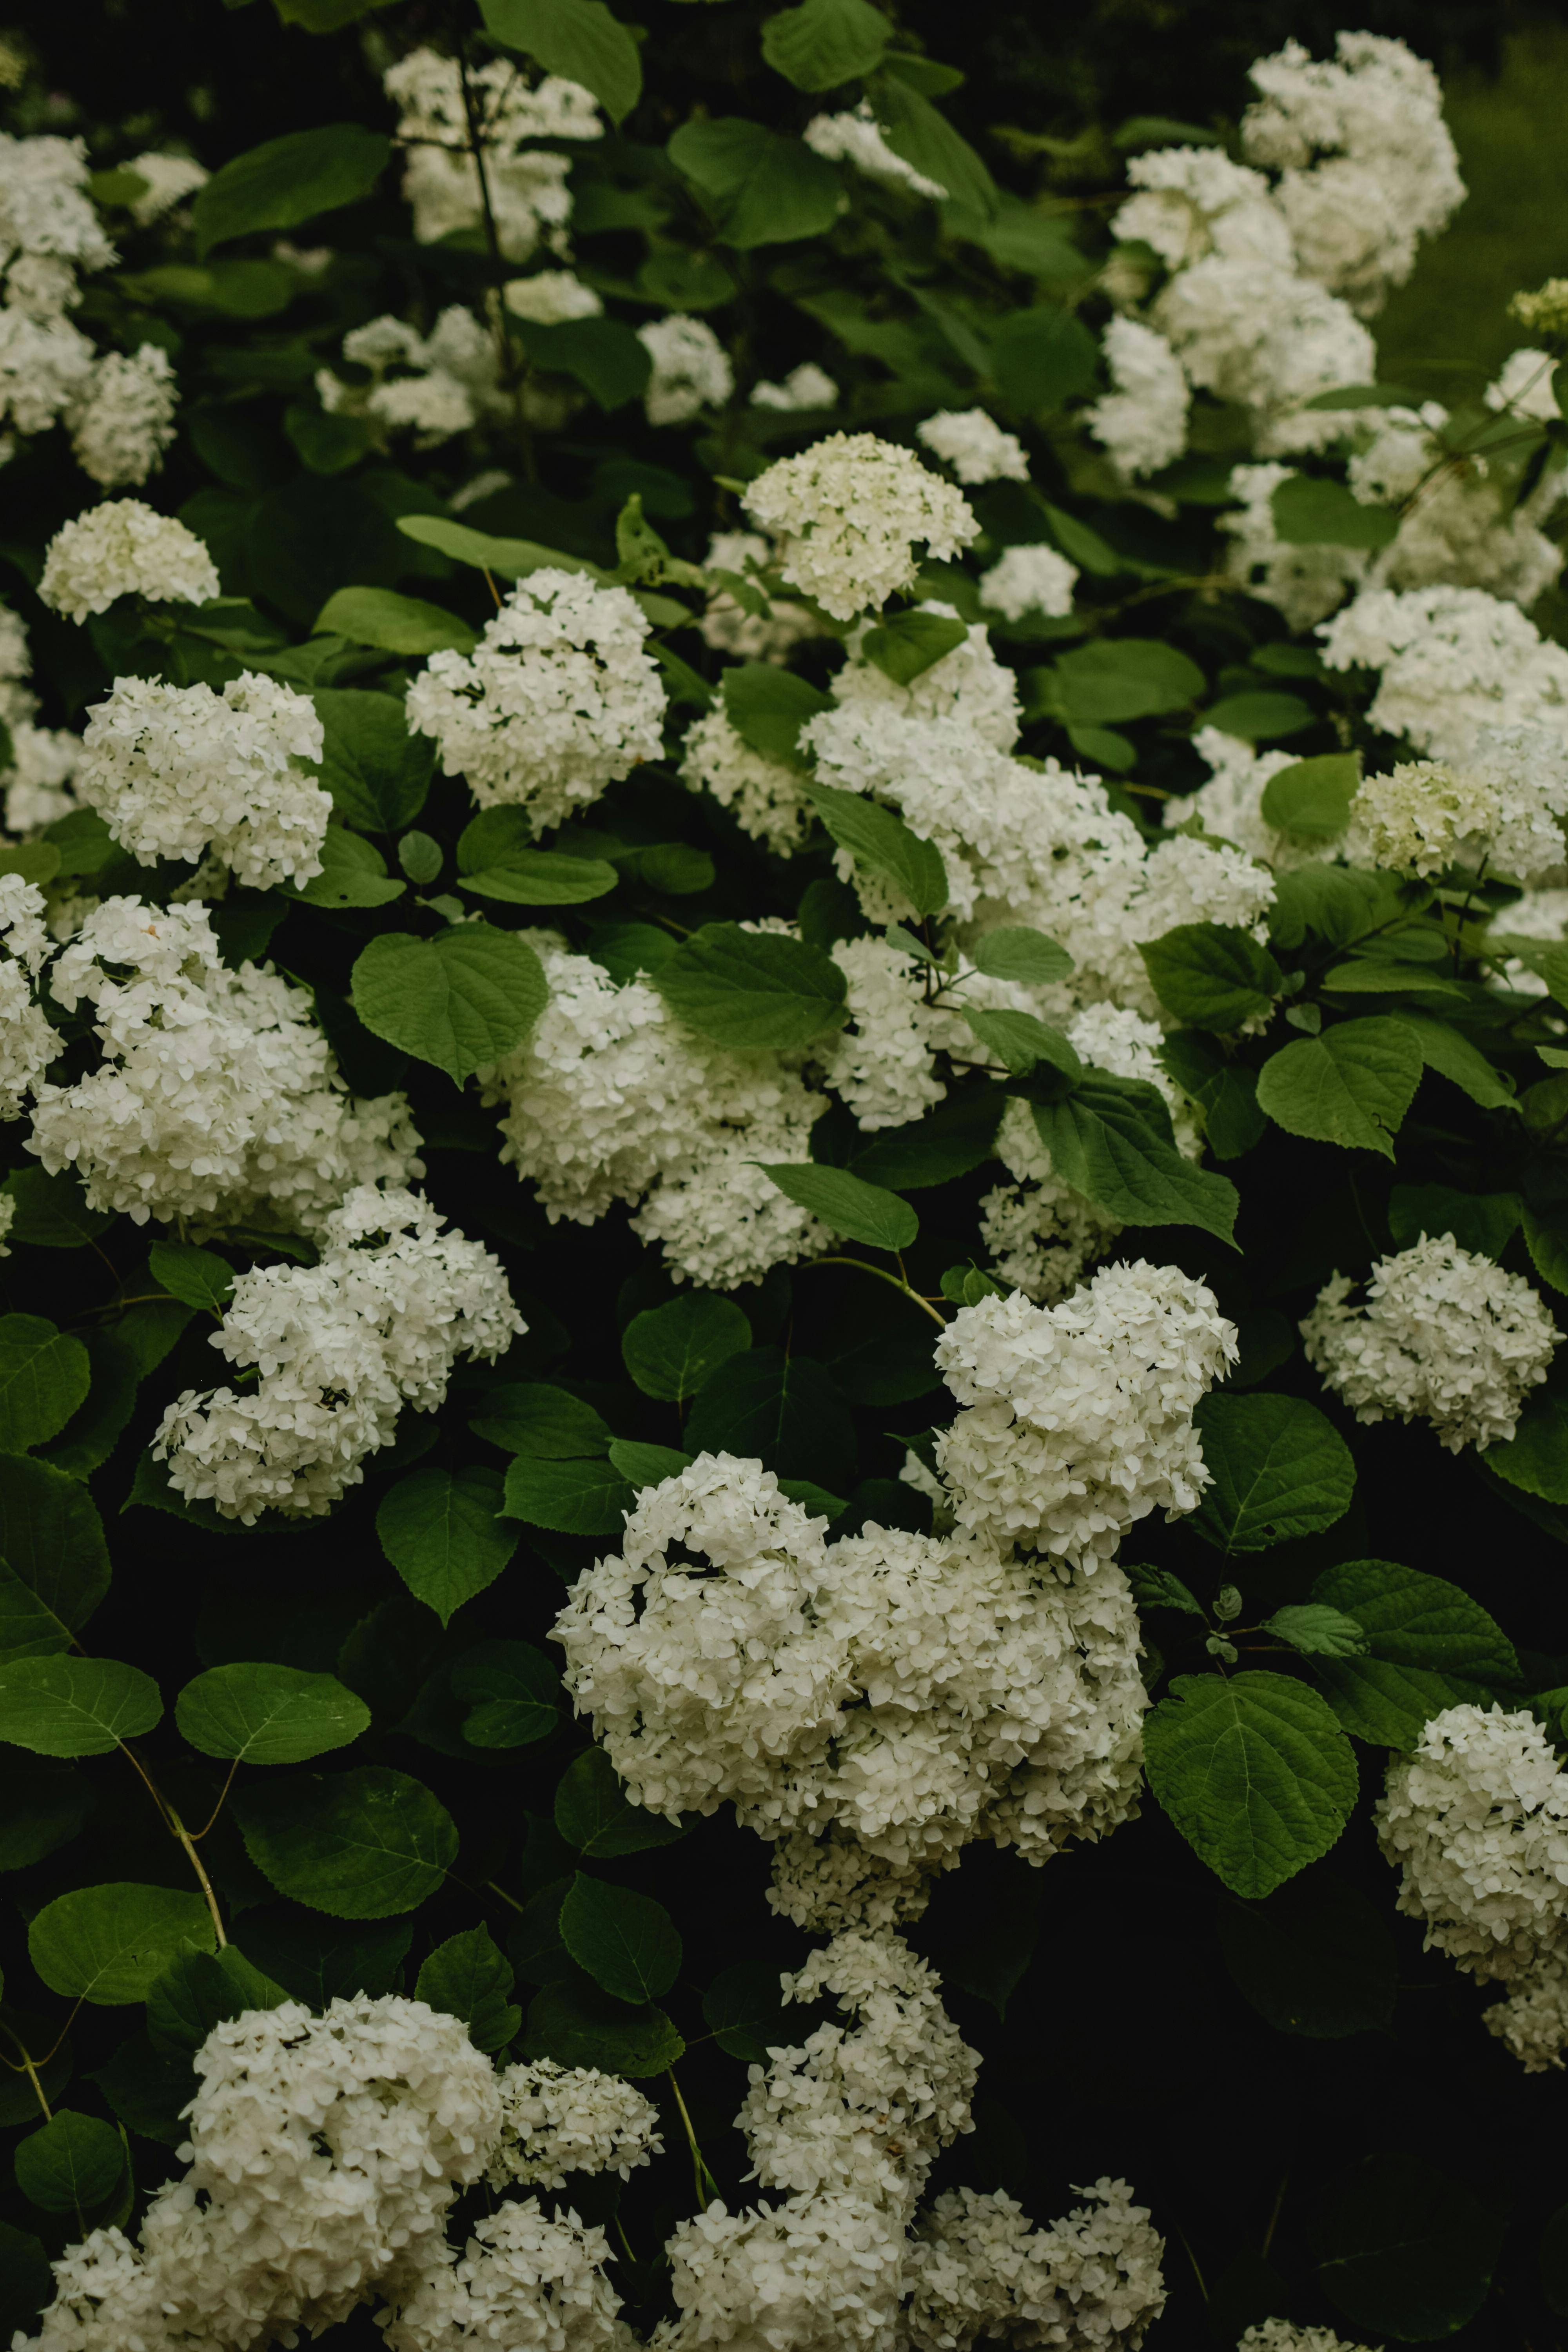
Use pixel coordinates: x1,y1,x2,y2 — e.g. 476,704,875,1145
169,1806,227,1949
0,2021,54,2122
190,1758,241,1842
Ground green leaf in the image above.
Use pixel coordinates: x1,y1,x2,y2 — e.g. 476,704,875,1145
351,926,549,1083
846,1087,1007,1189
802,780,948,917
1389,1183,1520,1261
314,587,476,657
235,1766,459,1917
622,1294,752,1402
1125,1564,1205,1617
866,69,996,215
860,609,967,684
0,841,59,886
702,1958,793,2061
1190,1394,1355,1553
991,304,1099,412
284,822,405,909
757,1163,917,1251
0,1168,113,1250
147,1240,234,1314
1315,2155,1503,2341
560,1873,682,2002
194,124,390,256
0,2224,49,2340
0,1456,111,1661
1312,1559,1517,1681
1203,691,1314,741
685,1348,857,1485
87,2034,190,2149
1258,752,1362,842
510,316,655,410
1256,1016,1423,1158
0,1317,91,1452
457,810,617,906
1157,1031,1266,1161
1483,1389,1568,1504
525,1974,684,2076
1525,1203,1568,1294
450,1641,558,1749
0,1657,162,1757
502,1455,633,1535
470,1383,611,1457
416,1926,521,2053
285,403,377,476
240,1914,412,2006
1271,474,1399,550
1216,1871,1397,2037
1311,1657,1494,1748
376,1466,518,1625
0,1765,89,1872
175,1663,370,1764
1399,1013,1517,1111
145,1946,287,2055
608,1438,693,1487
14,2112,125,2216
760,0,889,89
668,118,842,248
36,1330,139,1483
394,514,601,579
1138,924,1283,1032
312,688,436,833
652,922,847,1051
969,927,1074,987
1321,956,1465,998
479,0,642,124
963,1008,1082,1080
29,1883,216,2004
555,1747,689,1857
1143,1671,1357,1898
720,662,833,766
1264,1604,1367,1658
1047,638,1204,725
1028,1077,1240,1245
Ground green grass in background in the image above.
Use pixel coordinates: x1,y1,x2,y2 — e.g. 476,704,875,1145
1379,20,1568,394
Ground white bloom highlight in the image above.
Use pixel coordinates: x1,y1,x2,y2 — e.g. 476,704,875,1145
487,2060,662,2192
699,529,820,664
383,47,600,258
744,433,978,622
123,150,209,223
1302,1236,1559,1452
69,344,178,488
503,269,603,323
638,313,733,425
905,2179,1167,2352
752,361,838,411
804,101,946,200
1087,317,1190,479
979,543,1080,623
1349,736,1568,882
916,408,1029,486
38,500,221,623
681,706,812,855
1319,586,1568,761
0,875,58,1119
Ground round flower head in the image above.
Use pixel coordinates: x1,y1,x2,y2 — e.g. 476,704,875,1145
38,500,220,623
1350,735,1568,883
743,432,978,621
637,312,733,425
979,543,1079,623
1302,1235,1559,1450
405,568,665,830
915,408,1029,486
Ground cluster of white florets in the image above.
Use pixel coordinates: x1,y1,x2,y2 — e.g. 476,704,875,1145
78,671,331,888
29,897,420,1234
916,408,1029,486
154,1183,522,1519
822,934,948,1130
752,361,838,412
698,529,821,665
639,313,733,425
486,2059,662,2193
386,2199,630,2352
933,1269,1237,1564
680,706,813,855
383,46,601,258
743,434,978,621
0,603,78,837
407,571,665,831
1088,316,1191,480
1318,586,1568,762
38,499,221,623
904,2180,1168,2351
0,873,57,1120
1220,461,1368,629
979,543,1080,623
1240,2327,1373,2352
1348,733,1568,882
803,101,947,200
833,605,1022,748
318,307,508,447
1301,1236,1559,1452
480,939,828,1289
1162,726,1316,870
554,1450,1150,1926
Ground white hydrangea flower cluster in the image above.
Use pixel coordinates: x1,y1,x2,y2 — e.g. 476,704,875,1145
1483,1944,1568,2075
1347,731,1568,883
833,604,1022,748
24,1996,503,2352
0,874,58,1120
554,1450,1149,1929
979,542,1080,623
1220,460,1368,630
904,2180,1168,2351
4,717,80,835
1087,316,1191,480
385,2198,631,2352
38,499,221,624
1485,883,1568,998
638,313,734,425
1350,404,1564,610
318,307,507,447
1487,346,1563,426
29,896,419,1230
916,408,1029,486
480,940,828,1289
1318,586,1568,762
698,529,820,665
78,670,331,888
1376,1705,1568,1983
803,100,946,200
486,2059,662,2192
1162,726,1314,869
1240,32,1465,316
680,706,813,855
933,1268,1238,1564
1301,1236,1559,1452
383,47,601,259
743,433,978,621
751,360,838,412
407,570,665,831
154,1182,522,1520
504,268,604,323
123,148,209,222
1239,2326,1374,2352
69,343,180,487
821,935,948,1131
